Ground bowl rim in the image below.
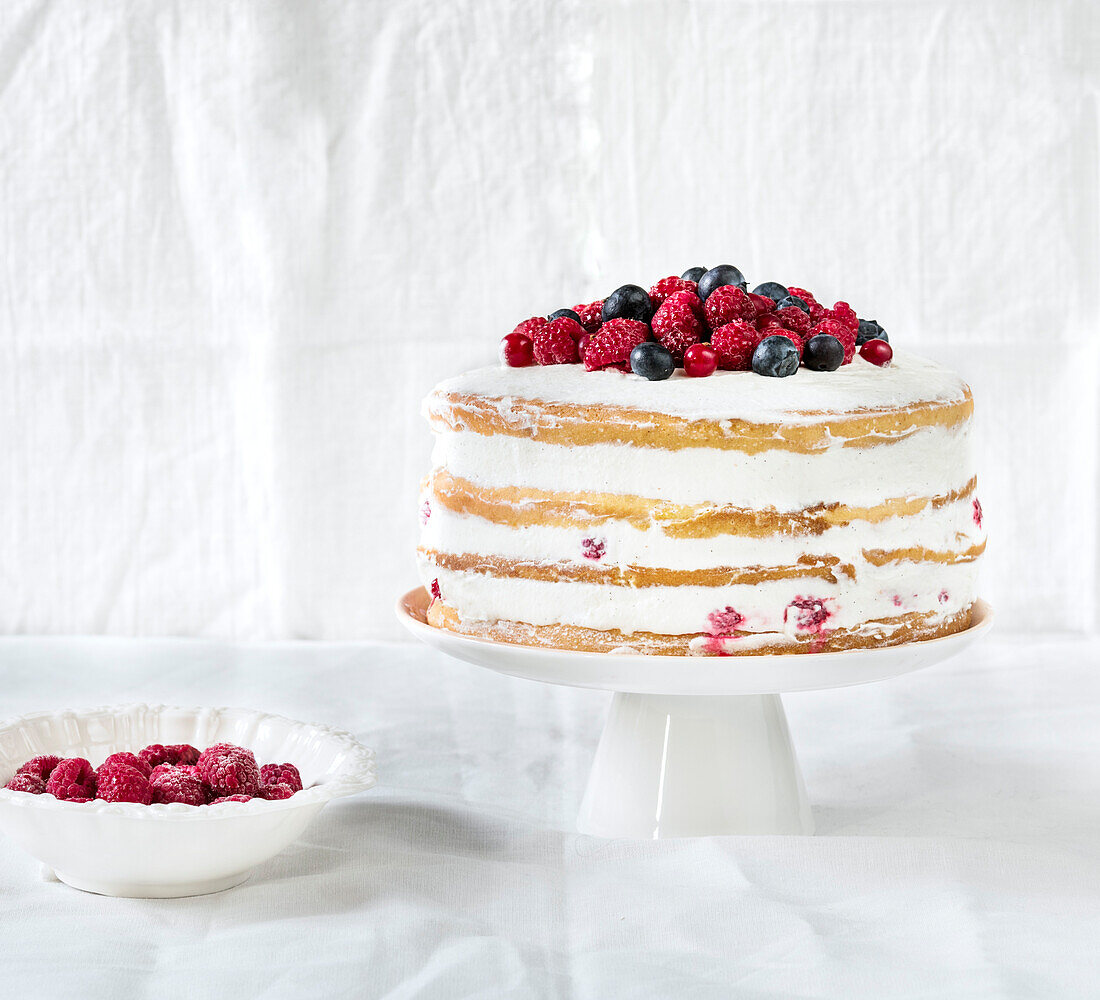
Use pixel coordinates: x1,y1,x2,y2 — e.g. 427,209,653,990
0,702,377,819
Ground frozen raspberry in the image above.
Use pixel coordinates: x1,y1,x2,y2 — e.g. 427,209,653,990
210,794,253,804
510,316,547,340
786,597,831,633
17,755,60,781
649,276,698,309
580,537,606,561
812,319,856,364
707,607,745,636
827,301,859,333
572,300,604,334
260,783,295,801
748,293,775,315
45,758,97,801
704,285,756,329
5,773,46,794
149,764,207,806
774,305,812,335
650,297,702,363
973,499,983,528
96,762,152,804
260,763,303,792
664,289,704,319
430,578,441,600
583,318,650,371
532,317,581,365
197,744,260,798
710,321,761,371
786,287,826,322
418,500,431,526
102,751,152,778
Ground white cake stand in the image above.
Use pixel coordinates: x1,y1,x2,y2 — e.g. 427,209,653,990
396,588,993,838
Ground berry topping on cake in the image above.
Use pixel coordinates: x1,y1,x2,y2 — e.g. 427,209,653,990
260,782,295,800
786,597,831,633
649,275,698,309
581,537,606,560
812,319,856,363
774,304,812,334
140,744,201,769
96,761,153,804
786,287,826,321
859,338,893,367
572,301,604,333
663,288,705,319
510,316,547,340
751,281,788,303
630,341,675,381
747,293,776,315
704,284,757,328
802,333,845,372
681,266,707,282
532,318,582,365
938,590,950,604
149,764,207,806
197,744,260,798
683,342,718,377
261,763,304,792
776,294,810,314
210,794,253,804
584,318,650,371
430,578,441,600
601,284,654,323
973,499,983,528
827,301,859,332
857,318,888,345
651,297,703,362
101,751,152,778
548,308,582,324
752,335,800,378
499,332,534,368
707,607,745,636
45,758,97,801
710,321,760,371
697,264,747,302
5,773,46,793
17,755,60,781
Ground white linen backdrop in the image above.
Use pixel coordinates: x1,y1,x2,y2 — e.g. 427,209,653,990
0,0,1096,640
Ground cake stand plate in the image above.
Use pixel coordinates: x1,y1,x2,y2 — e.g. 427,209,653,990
396,588,993,838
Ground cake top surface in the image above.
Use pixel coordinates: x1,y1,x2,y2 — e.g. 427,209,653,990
429,350,970,424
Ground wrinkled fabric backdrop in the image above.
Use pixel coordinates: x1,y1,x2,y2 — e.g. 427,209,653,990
1,0,1096,640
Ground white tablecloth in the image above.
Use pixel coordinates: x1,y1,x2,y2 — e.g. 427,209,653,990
0,634,1096,999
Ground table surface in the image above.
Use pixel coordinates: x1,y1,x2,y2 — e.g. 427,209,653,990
0,633,1096,1000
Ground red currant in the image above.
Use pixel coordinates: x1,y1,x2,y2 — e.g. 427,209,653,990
859,338,893,367
683,342,718,377
500,332,534,367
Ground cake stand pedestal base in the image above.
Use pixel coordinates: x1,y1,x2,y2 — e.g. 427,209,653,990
577,692,812,838
397,588,992,839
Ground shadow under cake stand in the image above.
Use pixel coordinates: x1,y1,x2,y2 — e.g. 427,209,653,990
397,588,993,838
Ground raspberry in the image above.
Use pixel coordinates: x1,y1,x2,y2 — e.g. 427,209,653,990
149,764,207,806
748,293,775,315
704,285,756,329
827,301,859,332
17,755,60,781
580,537,606,561
811,319,856,364
786,286,825,321
649,276,698,309
210,794,253,804
96,762,152,804
973,499,983,528
5,773,46,794
707,607,745,636
532,317,581,365
755,314,786,333
786,597,831,633
140,744,200,770
650,298,702,363
430,578,441,600
583,318,649,371
774,306,811,334
260,763,303,792
197,744,260,798
45,758,97,801
418,499,431,525
102,751,151,778
710,321,761,371
663,288,705,319
510,316,547,340
572,300,604,334
939,590,950,605
260,783,295,801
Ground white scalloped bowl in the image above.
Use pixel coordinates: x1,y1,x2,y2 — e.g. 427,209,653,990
0,704,377,898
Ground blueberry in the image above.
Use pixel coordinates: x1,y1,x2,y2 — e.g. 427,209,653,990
752,282,789,303
602,284,654,323
630,342,675,381
548,308,582,324
751,335,800,378
681,266,707,282
856,319,888,346
696,264,746,302
776,295,809,314
802,334,844,372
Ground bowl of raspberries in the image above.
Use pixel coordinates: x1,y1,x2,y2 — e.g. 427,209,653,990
0,703,376,897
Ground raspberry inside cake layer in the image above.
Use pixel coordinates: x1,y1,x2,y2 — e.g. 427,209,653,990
418,352,984,655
